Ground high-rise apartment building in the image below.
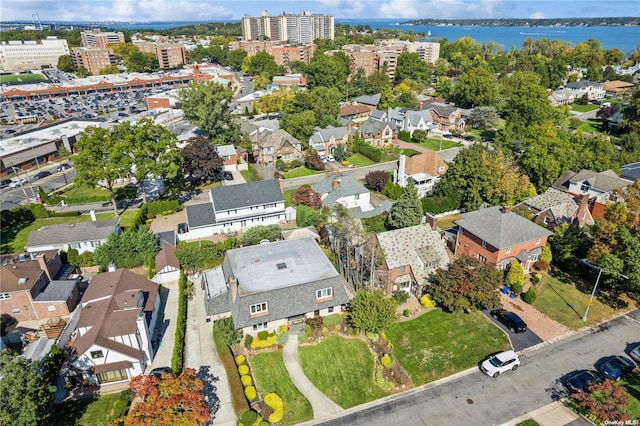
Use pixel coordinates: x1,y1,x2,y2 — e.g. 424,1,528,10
70,47,116,75
136,42,186,69
81,30,126,48
242,11,334,44
229,40,316,69
0,37,70,71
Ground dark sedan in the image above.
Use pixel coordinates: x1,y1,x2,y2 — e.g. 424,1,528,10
565,370,603,393
491,308,528,333
0,179,12,188
33,170,52,180
597,356,636,380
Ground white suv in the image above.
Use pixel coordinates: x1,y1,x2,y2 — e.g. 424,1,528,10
480,350,520,378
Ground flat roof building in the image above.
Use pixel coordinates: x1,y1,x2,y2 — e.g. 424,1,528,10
81,30,125,48
0,37,70,71
71,47,116,75
136,42,186,69
242,11,334,44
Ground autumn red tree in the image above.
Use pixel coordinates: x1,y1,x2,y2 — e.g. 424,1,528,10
291,185,323,209
572,378,631,424
127,368,210,425
365,170,389,192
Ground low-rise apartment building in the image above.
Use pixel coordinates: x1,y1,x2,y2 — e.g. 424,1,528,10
71,47,116,75
0,37,70,71
136,42,186,69
81,30,126,48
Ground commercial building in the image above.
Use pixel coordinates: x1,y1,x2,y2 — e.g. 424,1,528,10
242,11,334,44
136,42,186,69
0,37,70,71
71,47,116,75
81,30,125,48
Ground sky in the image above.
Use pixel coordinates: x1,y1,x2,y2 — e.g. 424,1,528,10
2,0,639,22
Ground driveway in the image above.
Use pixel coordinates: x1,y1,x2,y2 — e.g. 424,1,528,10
146,281,179,372
483,308,543,352
498,291,571,342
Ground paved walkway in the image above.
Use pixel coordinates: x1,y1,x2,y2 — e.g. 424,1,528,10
185,277,236,426
505,401,590,426
283,332,342,419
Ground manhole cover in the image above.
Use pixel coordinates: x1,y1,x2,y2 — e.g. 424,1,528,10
466,399,473,404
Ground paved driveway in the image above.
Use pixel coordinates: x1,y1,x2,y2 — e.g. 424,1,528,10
483,308,543,351
498,291,571,341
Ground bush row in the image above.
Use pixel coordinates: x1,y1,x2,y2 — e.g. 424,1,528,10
264,393,284,424
212,327,249,415
171,270,188,374
147,198,181,216
421,193,462,215
354,139,383,162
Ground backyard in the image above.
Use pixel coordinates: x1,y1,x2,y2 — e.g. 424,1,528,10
386,309,511,385
251,351,313,426
51,390,130,426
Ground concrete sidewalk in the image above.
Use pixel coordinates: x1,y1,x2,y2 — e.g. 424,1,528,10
505,401,591,426
283,332,342,418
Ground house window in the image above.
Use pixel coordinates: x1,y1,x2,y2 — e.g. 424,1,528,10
505,247,511,254
536,238,541,245
544,217,550,225
580,182,590,192
12,308,20,314
317,288,333,299
252,322,268,332
328,306,334,313
47,305,56,311
459,227,464,234
90,350,104,359
0,293,10,300
481,240,487,248
97,369,128,384
354,194,360,200
250,302,268,315
478,254,487,262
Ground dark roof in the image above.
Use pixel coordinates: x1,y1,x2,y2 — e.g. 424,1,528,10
155,230,176,247
185,202,216,229
360,119,396,138
155,245,179,271
621,162,640,181
428,103,458,118
353,93,381,107
455,206,553,249
26,220,119,248
565,80,601,89
33,279,78,302
551,170,577,192
210,179,283,212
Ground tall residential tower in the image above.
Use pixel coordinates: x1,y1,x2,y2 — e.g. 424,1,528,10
242,11,334,44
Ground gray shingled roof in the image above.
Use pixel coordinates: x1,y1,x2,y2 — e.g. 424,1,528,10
311,176,367,206
308,125,353,147
353,93,381,106
210,179,283,212
370,110,386,121
27,220,119,248
185,202,216,229
565,80,600,89
34,280,78,302
455,206,553,249
621,162,640,181
523,188,576,211
360,119,396,138
428,103,458,118
569,169,632,192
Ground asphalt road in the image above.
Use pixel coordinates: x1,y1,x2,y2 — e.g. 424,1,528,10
313,310,640,426
483,308,544,352
1,167,76,210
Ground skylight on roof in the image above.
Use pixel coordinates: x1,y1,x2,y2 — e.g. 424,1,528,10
276,262,287,270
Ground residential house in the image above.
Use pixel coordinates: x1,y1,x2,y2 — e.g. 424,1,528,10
152,244,180,284
552,169,634,221
621,162,640,182
308,125,356,157
184,180,286,238
563,80,605,101
426,103,466,133
548,88,576,105
0,250,80,322
26,218,120,254
203,237,350,334
312,175,392,219
370,107,406,128
454,206,553,271
358,118,398,148
272,74,307,86
70,268,159,385
339,103,376,122
395,152,448,197
403,109,438,136
251,128,304,166
516,188,594,229
375,224,449,296
214,144,239,171
352,94,381,108
602,80,635,97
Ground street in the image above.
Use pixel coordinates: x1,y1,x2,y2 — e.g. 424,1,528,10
312,310,640,426
0,167,75,210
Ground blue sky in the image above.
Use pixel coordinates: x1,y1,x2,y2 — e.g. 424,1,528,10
3,0,639,22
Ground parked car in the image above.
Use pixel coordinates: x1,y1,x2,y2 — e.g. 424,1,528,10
490,309,528,333
0,179,13,188
55,163,71,172
326,155,336,162
223,171,234,181
480,350,520,378
33,170,52,180
177,223,188,234
597,356,636,380
150,366,173,378
8,177,26,188
630,344,640,364
565,370,604,393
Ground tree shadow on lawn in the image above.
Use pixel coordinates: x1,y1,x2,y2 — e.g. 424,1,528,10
546,282,583,321
549,265,629,310
49,393,100,426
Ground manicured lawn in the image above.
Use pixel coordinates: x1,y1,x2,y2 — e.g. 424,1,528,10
251,350,313,426
298,335,388,408
515,420,541,426
436,214,462,230
345,153,374,167
283,167,323,179
393,147,421,157
419,138,462,151
571,103,599,113
576,119,601,133
386,309,511,385
240,164,261,182
51,390,130,426
283,188,296,207
621,371,640,417
0,73,47,84
95,209,139,228
532,274,618,330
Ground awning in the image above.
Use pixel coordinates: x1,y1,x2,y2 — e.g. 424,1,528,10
93,360,133,374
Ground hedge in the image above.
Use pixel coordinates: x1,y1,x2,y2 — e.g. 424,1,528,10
213,326,249,415
126,204,148,233
264,393,284,424
147,199,181,216
250,335,278,349
354,139,382,162
398,130,411,142
244,385,257,401
48,210,80,218
241,374,252,387
235,355,246,366
421,194,462,215
171,270,188,374
238,365,249,376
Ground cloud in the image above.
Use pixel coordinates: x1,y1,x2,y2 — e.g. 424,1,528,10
529,12,546,19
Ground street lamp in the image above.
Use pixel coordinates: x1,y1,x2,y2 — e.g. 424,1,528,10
582,265,629,322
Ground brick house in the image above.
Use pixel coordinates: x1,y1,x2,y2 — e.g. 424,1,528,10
308,125,356,157
251,129,304,165
454,206,553,271
214,144,239,171
358,118,398,148
516,188,594,229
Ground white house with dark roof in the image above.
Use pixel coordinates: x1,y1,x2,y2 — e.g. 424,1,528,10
311,175,392,219
70,268,159,385
403,109,437,136
26,219,120,254
183,179,286,239
563,80,605,100
203,237,351,335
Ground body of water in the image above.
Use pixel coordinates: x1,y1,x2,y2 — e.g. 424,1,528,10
107,19,640,54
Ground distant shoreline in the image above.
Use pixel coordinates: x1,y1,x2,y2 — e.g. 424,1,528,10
402,17,639,27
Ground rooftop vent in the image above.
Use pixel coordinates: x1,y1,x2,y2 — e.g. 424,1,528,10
276,262,287,270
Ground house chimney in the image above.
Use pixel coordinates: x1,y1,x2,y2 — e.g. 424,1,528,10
278,177,284,195
397,154,406,187
424,213,438,231
107,262,117,272
228,275,238,303
332,178,341,191
37,253,53,281
387,106,392,123
90,210,97,222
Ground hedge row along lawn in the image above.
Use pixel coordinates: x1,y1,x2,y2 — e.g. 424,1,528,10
212,329,250,415
298,335,389,408
386,309,511,385
251,351,313,426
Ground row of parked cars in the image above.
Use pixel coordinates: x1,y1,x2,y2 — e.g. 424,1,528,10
565,345,640,393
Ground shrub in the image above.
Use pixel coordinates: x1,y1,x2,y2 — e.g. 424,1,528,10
235,355,246,366
277,324,289,334
298,330,307,342
238,365,249,376
323,313,342,330
290,159,303,168
535,260,550,271
241,409,258,424
403,309,411,317
259,422,269,426
304,324,312,336
305,316,323,330
241,375,252,387
276,333,289,345
264,393,284,424
523,288,538,304
420,294,436,309
48,211,80,218
244,385,257,401
171,270,188,374
244,334,253,349
392,290,410,304
398,130,411,142
257,330,269,341
250,335,278,349
532,275,541,284
381,355,393,368
354,139,382,162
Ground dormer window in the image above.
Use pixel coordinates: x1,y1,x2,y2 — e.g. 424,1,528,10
18,277,28,285
580,181,590,192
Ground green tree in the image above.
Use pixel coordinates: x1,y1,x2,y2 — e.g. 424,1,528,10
56,55,74,72
0,349,56,426
178,80,236,138
241,51,284,79
239,225,282,246
333,143,346,161
386,179,422,229
214,317,241,347
395,52,432,84
74,126,133,216
99,64,121,75
505,260,525,293
346,67,373,98
75,66,90,78
434,77,455,99
304,52,349,90
452,66,499,108
622,86,640,133
93,227,159,269
226,49,247,69
348,289,397,334
281,110,316,142
469,106,499,129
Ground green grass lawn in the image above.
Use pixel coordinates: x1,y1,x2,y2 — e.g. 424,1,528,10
0,73,47,84
386,309,511,385
571,103,599,113
576,119,601,133
283,167,323,179
420,138,462,151
241,164,261,182
436,214,462,230
393,147,421,157
621,372,640,417
345,153,375,167
51,391,130,426
532,274,617,330
298,335,388,408
283,188,296,207
251,350,313,425
515,420,541,426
